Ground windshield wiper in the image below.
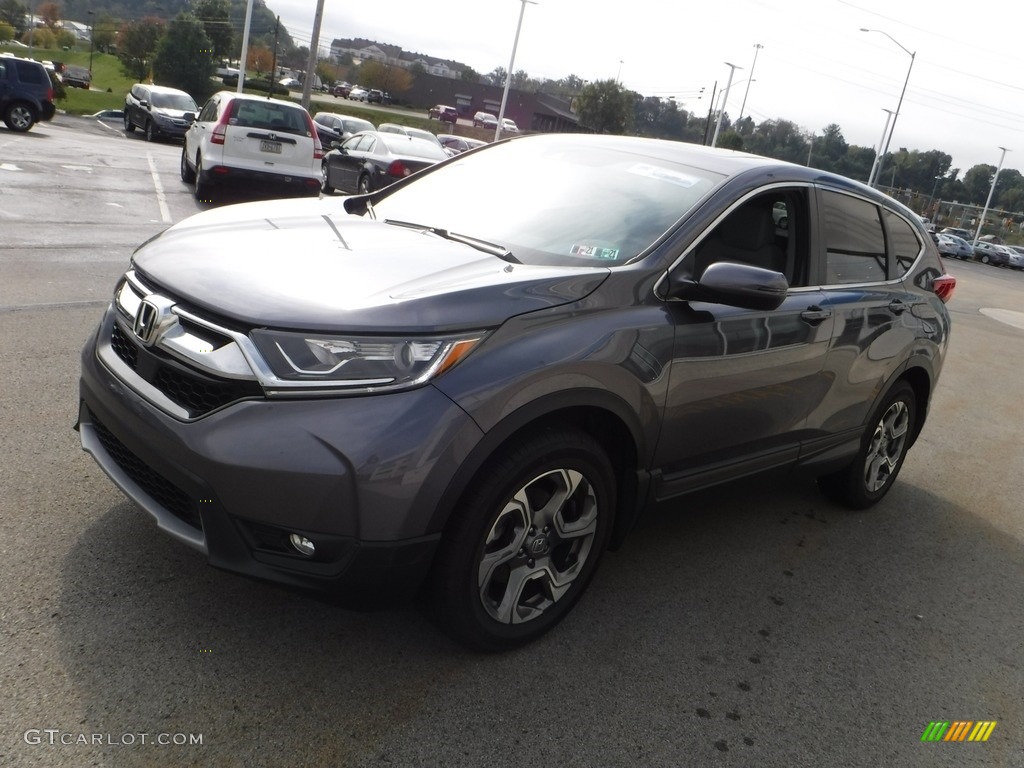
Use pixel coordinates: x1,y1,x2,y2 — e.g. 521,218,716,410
384,219,519,263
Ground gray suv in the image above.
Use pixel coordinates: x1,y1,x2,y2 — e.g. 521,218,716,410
77,135,955,650
124,83,198,141
0,55,56,133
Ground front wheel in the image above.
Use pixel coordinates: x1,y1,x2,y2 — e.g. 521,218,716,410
980,254,990,264
123,110,134,133
430,428,615,651
144,120,155,142
818,381,916,509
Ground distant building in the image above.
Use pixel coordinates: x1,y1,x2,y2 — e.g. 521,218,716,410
329,37,464,80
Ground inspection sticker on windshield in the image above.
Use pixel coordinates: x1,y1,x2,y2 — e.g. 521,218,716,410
628,163,701,188
571,244,620,260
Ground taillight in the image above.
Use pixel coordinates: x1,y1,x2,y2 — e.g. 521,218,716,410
387,160,410,177
302,112,323,160
932,274,956,303
211,99,235,145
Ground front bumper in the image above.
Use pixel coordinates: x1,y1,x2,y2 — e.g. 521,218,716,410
78,309,483,602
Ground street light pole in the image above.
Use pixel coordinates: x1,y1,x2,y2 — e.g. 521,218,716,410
974,147,1010,246
496,0,537,142
737,43,762,124
616,59,624,83
868,108,895,186
711,62,742,148
87,10,95,76
861,28,915,189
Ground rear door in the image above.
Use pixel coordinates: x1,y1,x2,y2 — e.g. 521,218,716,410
805,187,924,447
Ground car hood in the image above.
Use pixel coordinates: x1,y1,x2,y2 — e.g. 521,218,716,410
132,197,609,333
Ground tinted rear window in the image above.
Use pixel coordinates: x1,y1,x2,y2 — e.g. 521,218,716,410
14,60,46,85
230,101,308,136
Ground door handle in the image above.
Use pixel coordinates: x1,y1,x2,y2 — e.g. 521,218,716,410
800,306,832,324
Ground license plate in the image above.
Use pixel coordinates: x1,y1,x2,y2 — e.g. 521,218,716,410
260,140,282,154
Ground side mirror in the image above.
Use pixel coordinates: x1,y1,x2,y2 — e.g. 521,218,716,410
140,100,149,109
183,112,196,123
668,261,788,311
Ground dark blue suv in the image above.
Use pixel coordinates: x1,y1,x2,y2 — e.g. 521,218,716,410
0,55,56,132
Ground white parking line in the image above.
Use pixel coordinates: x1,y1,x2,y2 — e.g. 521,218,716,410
146,152,172,224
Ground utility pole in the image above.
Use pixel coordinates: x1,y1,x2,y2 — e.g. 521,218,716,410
300,0,326,110
737,43,762,124
711,62,741,148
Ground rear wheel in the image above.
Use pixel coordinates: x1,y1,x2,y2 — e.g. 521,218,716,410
430,428,615,650
179,146,195,183
193,155,211,201
818,381,917,509
3,102,35,133
357,174,371,194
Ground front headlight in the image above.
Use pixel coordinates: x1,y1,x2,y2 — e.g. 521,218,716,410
250,329,484,393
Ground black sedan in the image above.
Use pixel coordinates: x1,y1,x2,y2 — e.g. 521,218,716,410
322,130,449,195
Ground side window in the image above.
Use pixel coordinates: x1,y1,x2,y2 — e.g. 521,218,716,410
15,61,45,85
688,188,812,288
821,190,887,284
197,98,218,122
883,210,921,278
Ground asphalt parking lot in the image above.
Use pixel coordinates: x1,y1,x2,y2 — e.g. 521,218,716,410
2,115,1023,767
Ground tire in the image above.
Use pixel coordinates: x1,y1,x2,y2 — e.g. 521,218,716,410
357,174,371,194
430,428,615,651
980,254,990,264
144,120,155,142
179,146,195,183
3,102,35,133
322,161,334,194
818,381,916,509
123,110,135,133
193,155,211,201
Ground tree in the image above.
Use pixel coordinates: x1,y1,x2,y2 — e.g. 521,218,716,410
92,15,118,53
55,28,76,49
118,17,166,81
487,66,506,86
0,0,28,35
359,60,412,94
460,66,479,83
0,21,14,41
152,13,214,99
192,0,232,60
37,1,59,29
22,27,56,48
246,45,272,76
576,79,633,135
962,165,997,205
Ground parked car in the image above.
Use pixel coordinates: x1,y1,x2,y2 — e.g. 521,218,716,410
500,117,519,133
78,134,954,650
972,240,1012,267
367,89,384,103
348,86,368,101
377,122,448,153
313,112,375,147
124,83,198,142
331,82,351,98
935,233,973,260
180,91,322,200
1005,245,1024,270
437,133,472,155
473,111,498,129
321,129,448,194
62,65,91,89
939,226,972,240
0,55,56,133
429,104,458,124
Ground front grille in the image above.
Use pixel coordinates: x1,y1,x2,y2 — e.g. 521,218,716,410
91,416,202,531
109,321,263,418
110,323,138,369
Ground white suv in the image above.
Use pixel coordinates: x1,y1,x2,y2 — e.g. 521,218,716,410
181,91,323,200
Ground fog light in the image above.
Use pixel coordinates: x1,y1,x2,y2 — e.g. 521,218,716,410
288,534,316,557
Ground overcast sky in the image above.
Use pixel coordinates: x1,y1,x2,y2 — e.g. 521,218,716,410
263,0,1023,179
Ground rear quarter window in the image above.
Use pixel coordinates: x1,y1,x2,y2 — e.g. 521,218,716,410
884,210,922,278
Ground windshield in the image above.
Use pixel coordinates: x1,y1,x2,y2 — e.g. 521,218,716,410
372,137,722,267
151,92,198,111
